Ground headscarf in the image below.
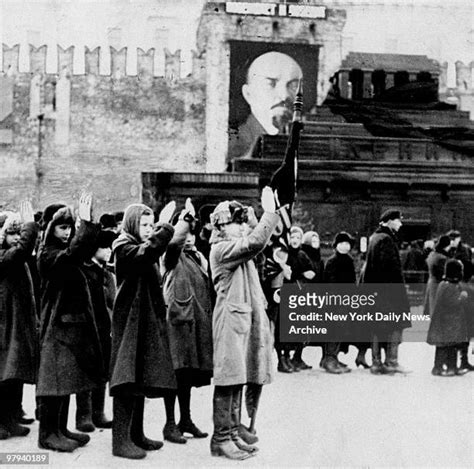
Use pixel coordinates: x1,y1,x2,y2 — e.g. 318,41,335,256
113,203,153,250
42,206,75,246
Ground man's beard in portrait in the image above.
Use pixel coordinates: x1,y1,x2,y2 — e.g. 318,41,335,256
271,98,294,133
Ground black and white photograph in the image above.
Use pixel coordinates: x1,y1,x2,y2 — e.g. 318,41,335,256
0,0,473,467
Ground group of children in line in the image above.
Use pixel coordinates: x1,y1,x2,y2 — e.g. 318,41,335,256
0,192,472,462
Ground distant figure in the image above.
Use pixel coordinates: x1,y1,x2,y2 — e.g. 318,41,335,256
228,52,303,167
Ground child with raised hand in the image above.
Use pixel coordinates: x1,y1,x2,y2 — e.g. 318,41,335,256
0,201,39,439
36,193,105,452
209,186,279,461
162,198,213,445
110,201,177,460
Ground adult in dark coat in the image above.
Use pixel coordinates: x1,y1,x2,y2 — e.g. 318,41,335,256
36,195,104,452
322,232,356,374
427,259,469,376
423,235,451,316
0,203,39,439
361,209,411,375
162,199,213,444
75,229,117,433
110,202,176,460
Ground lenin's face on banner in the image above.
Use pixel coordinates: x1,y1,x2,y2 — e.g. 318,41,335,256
242,52,303,135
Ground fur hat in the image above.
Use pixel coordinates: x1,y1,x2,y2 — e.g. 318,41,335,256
0,212,22,235
333,231,355,248
210,201,248,227
444,259,463,282
380,209,402,223
41,204,66,230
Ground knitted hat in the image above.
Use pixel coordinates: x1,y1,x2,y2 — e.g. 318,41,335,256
444,259,463,282
333,231,355,248
380,209,402,223
290,226,304,237
210,201,248,227
0,212,22,235
302,230,319,246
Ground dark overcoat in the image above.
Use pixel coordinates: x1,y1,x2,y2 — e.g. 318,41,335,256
109,223,177,397
323,252,356,284
361,225,411,336
0,222,39,384
427,280,468,346
82,260,115,371
423,250,448,316
36,221,104,396
162,220,213,386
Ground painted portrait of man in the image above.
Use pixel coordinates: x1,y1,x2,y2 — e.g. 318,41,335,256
227,42,319,169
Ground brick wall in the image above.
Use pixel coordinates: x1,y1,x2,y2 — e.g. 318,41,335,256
0,45,206,215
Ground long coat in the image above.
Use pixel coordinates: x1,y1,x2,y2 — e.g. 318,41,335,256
323,252,356,284
0,222,39,384
36,221,105,396
427,281,468,346
110,223,177,397
82,260,115,371
210,212,279,386
361,225,411,336
423,250,448,316
162,220,213,386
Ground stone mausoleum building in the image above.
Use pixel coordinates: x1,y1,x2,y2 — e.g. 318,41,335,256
1,0,473,244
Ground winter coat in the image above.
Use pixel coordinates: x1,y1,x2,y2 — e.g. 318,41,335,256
0,222,39,384
162,220,213,386
110,223,177,397
36,221,104,397
361,225,411,336
423,250,448,316
461,281,474,338
210,212,279,386
450,243,473,282
323,252,356,284
82,260,115,371
301,245,324,282
288,247,315,283
427,280,468,346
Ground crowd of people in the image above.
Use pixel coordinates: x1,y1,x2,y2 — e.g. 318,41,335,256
0,190,473,461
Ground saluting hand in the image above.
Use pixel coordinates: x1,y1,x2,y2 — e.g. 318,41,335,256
261,186,276,213
78,192,93,222
19,200,35,223
159,201,176,224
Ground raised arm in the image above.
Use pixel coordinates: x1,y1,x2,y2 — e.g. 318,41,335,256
0,222,38,273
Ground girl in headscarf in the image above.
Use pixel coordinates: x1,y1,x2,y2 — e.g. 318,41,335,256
109,202,176,460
